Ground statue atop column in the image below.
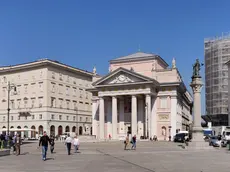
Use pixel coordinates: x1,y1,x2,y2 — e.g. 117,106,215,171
93,66,97,75
192,59,203,78
172,58,176,69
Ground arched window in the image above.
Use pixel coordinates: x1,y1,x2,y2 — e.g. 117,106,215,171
79,126,83,135
58,126,63,135
65,126,70,132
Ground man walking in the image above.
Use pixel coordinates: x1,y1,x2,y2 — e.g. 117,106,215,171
65,134,72,155
39,131,51,161
15,134,22,156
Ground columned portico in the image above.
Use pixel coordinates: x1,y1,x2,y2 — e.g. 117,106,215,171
107,99,112,138
112,96,118,139
137,98,144,138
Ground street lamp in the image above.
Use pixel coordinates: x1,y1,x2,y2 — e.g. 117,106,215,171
7,81,17,136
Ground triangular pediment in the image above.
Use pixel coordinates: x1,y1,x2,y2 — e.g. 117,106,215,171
93,67,159,87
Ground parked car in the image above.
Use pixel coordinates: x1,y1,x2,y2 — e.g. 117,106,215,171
209,136,227,147
174,133,189,143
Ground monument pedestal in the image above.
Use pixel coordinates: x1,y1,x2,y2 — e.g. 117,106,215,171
188,128,210,150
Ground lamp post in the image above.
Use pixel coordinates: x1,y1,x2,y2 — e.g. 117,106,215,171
7,81,16,136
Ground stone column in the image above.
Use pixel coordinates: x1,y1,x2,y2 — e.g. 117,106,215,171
99,97,105,140
131,95,137,136
107,99,112,139
137,98,144,138
190,77,204,141
145,94,151,138
112,96,118,139
119,98,125,136
170,96,177,138
151,96,157,137
92,98,99,137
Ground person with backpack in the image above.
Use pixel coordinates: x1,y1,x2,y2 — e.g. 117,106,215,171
50,135,55,154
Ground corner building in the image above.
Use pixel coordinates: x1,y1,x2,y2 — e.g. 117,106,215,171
88,52,193,140
0,59,93,138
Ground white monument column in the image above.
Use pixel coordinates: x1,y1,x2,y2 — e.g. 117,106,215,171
119,98,125,136
107,99,112,139
145,94,151,138
112,96,118,139
131,95,137,136
92,98,99,137
99,97,105,140
190,77,206,144
137,98,144,138
170,96,177,138
151,96,157,137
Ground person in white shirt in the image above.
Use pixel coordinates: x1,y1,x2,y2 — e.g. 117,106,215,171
73,136,80,153
65,134,72,155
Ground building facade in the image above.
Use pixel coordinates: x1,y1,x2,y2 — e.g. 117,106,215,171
204,35,230,126
0,59,93,138
88,52,193,140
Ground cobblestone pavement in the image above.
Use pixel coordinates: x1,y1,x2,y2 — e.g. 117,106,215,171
1,141,230,172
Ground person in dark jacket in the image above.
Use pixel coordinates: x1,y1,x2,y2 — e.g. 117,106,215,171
50,136,55,154
39,131,51,161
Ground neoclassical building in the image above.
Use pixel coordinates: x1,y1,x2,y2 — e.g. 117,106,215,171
0,59,93,138
88,52,193,140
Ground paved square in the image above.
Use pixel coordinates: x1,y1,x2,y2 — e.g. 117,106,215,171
0,141,230,172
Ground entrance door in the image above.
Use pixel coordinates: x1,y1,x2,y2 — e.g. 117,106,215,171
127,126,131,135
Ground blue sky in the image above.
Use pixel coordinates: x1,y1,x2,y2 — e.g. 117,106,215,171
1,0,230,114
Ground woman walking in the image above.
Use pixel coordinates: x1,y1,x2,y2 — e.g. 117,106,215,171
73,136,80,153
124,135,129,150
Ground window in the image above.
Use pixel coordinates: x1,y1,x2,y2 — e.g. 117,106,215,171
66,116,69,120
31,98,35,108
32,115,35,120
11,100,15,109
59,99,63,108
31,83,35,94
73,101,77,110
39,114,42,119
51,114,55,120
51,97,55,107
66,100,70,109
73,87,77,97
25,116,27,120
86,117,88,122
160,97,167,108
73,116,76,121
86,92,88,99
38,97,43,107
59,115,62,120
3,116,5,121
24,100,28,108
51,83,56,93
39,82,43,92
80,117,82,121
66,86,70,95
17,99,21,109
24,84,28,94
17,85,21,95
79,88,83,98
59,73,62,80
52,72,55,79
59,84,63,94
11,116,13,121
2,87,6,97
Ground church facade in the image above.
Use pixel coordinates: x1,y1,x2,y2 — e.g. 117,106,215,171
88,52,193,140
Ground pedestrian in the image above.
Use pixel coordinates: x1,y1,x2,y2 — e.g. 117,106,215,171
15,134,22,156
131,135,136,150
50,136,55,154
12,135,17,154
73,136,80,153
39,131,51,161
124,135,129,150
65,134,72,155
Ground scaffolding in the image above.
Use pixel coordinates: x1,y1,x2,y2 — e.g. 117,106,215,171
205,33,230,123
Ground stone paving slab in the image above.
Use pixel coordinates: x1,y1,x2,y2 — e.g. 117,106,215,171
0,141,230,172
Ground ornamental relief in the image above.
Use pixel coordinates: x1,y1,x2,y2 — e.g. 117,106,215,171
158,114,169,120
109,74,134,84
